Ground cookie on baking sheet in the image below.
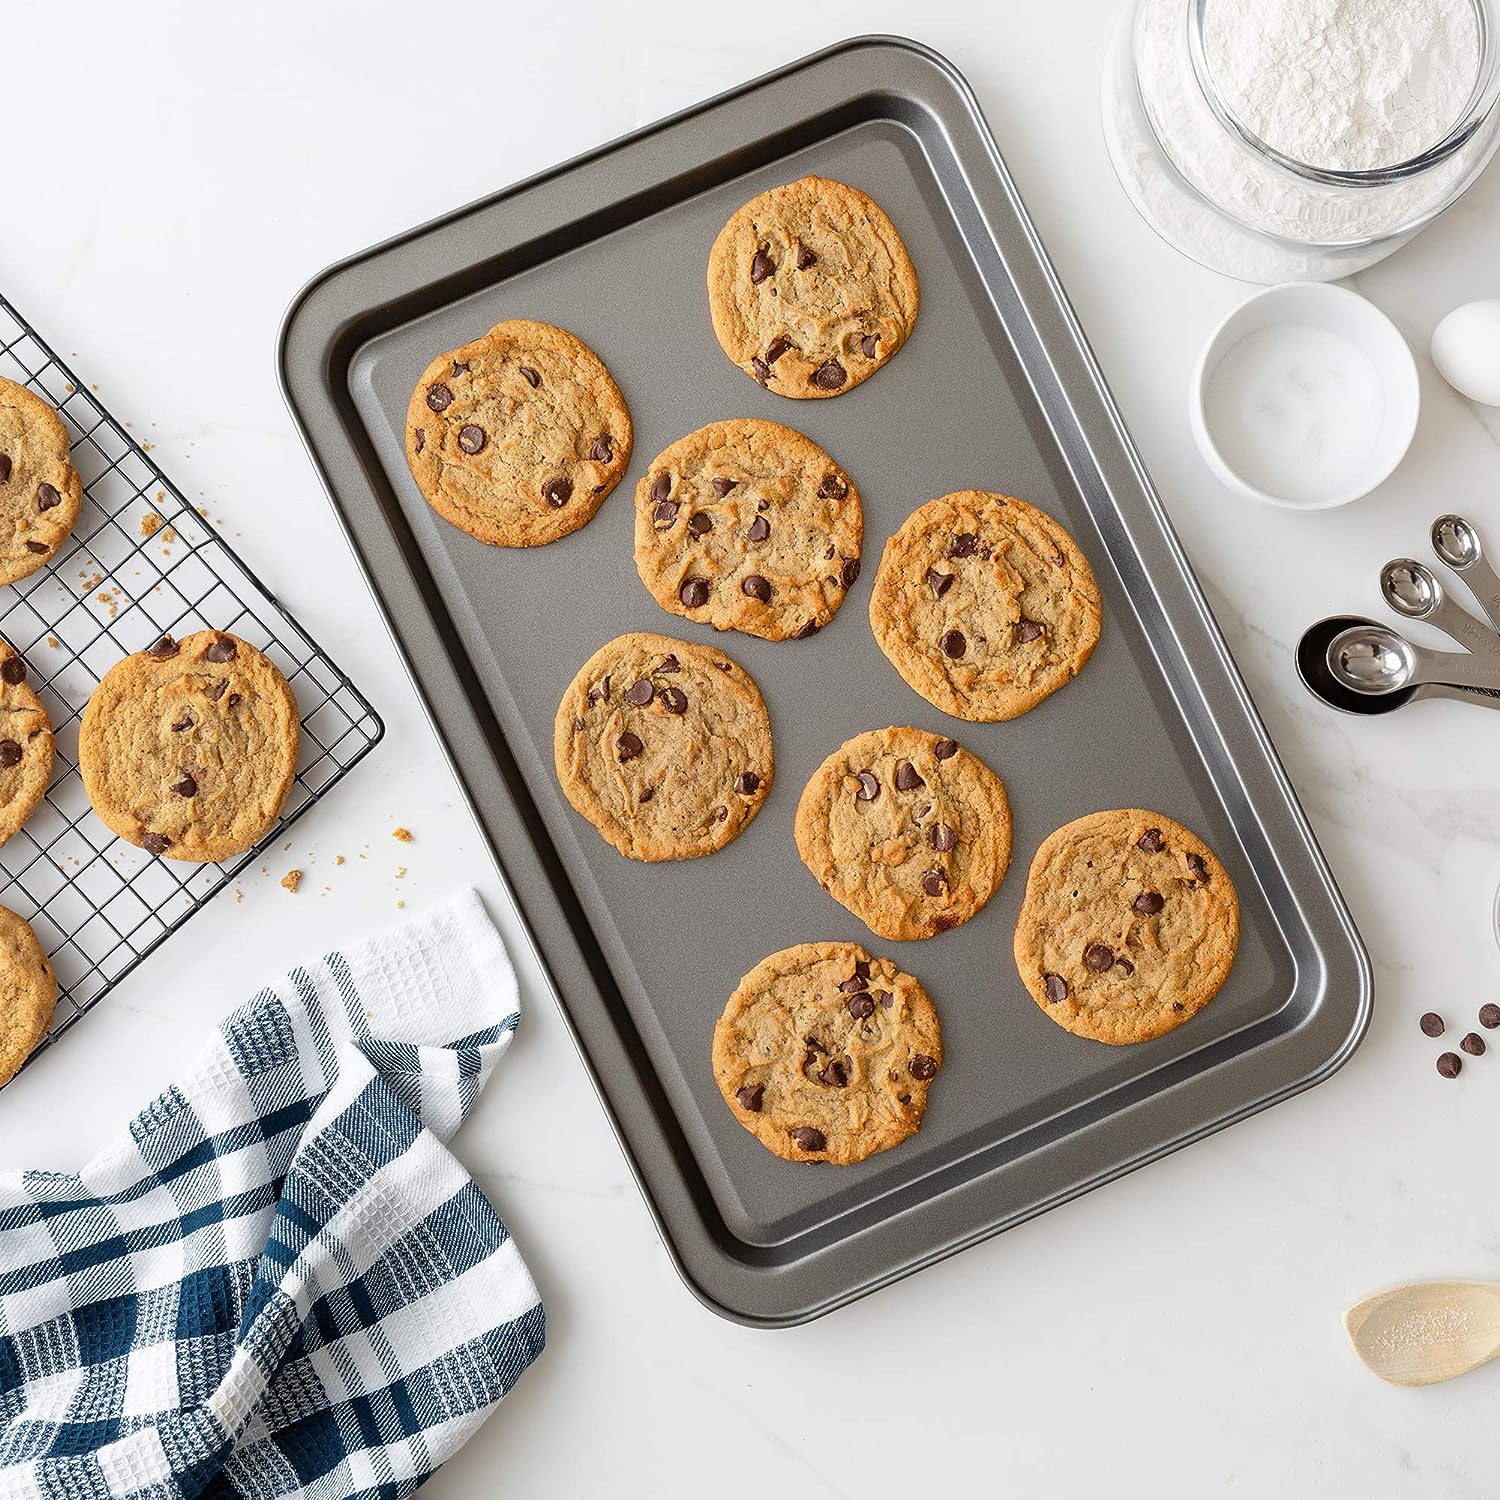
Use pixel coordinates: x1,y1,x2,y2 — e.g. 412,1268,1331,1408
0,641,53,847
713,940,942,1165
405,319,632,548
0,906,56,1088
707,176,919,399
633,419,862,642
554,632,772,862
1013,809,1239,1045
79,630,300,863
795,726,1011,942
0,376,82,585
869,490,1102,722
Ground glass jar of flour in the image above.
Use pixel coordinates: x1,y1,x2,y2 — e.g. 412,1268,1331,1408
1102,0,1500,281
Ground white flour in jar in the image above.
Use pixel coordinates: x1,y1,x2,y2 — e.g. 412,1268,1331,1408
1202,0,1480,171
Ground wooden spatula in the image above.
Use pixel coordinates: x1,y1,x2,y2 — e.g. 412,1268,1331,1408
1345,1281,1500,1386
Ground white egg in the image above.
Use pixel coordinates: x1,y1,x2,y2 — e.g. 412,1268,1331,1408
1431,299,1500,407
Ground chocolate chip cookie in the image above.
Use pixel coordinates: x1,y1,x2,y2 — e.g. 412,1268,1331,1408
554,632,772,861
405,319,632,548
633,419,862,642
1013,809,1239,1045
713,940,942,1165
0,376,83,584
707,176,919,399
0,642,53,847
0,906,56,1088
869,490,1102,722
79,630,301,863
795,727,1010,941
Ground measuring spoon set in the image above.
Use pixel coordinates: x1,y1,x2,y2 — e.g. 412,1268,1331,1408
1299,514,1500,715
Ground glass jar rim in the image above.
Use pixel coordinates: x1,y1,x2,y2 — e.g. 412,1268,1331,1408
1189,0,1500,185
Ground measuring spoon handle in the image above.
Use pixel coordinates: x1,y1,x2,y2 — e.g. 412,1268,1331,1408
1426,597,1500,656
1414,647,1500,693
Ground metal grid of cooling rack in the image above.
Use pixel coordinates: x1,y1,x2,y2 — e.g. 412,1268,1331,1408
0,291,384,1059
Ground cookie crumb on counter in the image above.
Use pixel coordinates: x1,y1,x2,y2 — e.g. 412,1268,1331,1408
392,827,413,843
395,866,407,880
281,869,302,894
395,899,405,909
334,854,345,866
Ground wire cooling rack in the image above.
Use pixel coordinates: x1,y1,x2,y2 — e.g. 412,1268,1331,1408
0,291,384,1060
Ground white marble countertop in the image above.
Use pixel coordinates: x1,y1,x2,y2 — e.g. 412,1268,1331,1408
4,3,1499,1494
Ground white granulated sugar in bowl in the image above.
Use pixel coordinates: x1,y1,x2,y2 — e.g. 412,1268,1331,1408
1203,0,1481,171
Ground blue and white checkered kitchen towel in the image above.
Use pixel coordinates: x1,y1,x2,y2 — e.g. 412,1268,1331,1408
0,889,543,1499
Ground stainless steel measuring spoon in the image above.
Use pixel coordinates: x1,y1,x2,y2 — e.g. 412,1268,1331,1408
1380,557,1500,655
1298,616,1500,715
1432,515,1500,634
1327,621,1500,696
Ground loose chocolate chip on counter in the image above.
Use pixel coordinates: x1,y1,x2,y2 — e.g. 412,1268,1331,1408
142,833,171,855
765,336,793,365
1481,1004,1500,1029
840,558,860,589
1185,853,1211,882
650,473,672,503
848,993,875,1018
750,357,770,385
1420,1011,1445,1037
742,574,772,602
948,533,978,558
746,516,770,542
687,512,714,536
660,687,688,715
750,249,775,283
0,657,24,685
819,1058,848,1088
711,477,739,497
148,635,179,660
625,678,654,707
791,1126,827,1152
939,629,966,659
425,383,452,412
457,424,486,455
1015,618,1044,643
205,637,237,663
1043,973,1068,1002
23,542,47,554
812,359,847,390
861,334,879,358
1137,828,1165,853
1133,890,1165,915
0,455,10,482
519,365,541,388
928,823,956,852
922,870,946,896
36,484,60,512
1437,1052,1462,1079
894,760,924,791
733,771,760,795
796,243,817,269
818,472,848,500
590,434,614,463
855,770,880,802
1461,1032,1486,1056
736,1085,764,1111
793,620,820,639
934,738,958,760
616,732,643,761
1084,943,1115,973
543,477,574,508
172,772,198,798
927,568,954,599
909,1054,938,1081
0,740,20,768
653,500,679,527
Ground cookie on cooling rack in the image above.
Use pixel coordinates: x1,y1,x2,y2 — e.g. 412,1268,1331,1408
79,629,300,863
0,640,53,847
0,375,82,584
0,905,57,1088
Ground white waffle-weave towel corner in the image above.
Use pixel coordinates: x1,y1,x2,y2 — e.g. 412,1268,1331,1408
0,889,542,1499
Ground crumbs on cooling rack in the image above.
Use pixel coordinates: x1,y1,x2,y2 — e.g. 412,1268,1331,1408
140,512,163,538
392,826,413,843
280,869,302,894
